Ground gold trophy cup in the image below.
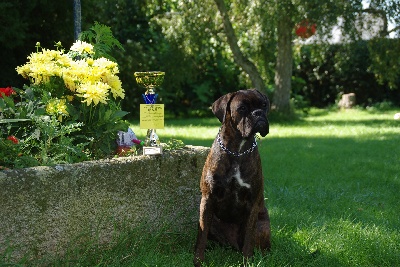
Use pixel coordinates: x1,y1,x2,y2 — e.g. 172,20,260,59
134,71,165,150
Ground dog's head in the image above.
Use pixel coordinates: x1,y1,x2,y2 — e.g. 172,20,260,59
212,89,270,138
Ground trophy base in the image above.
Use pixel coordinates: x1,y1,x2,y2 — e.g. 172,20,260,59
143,146,163,155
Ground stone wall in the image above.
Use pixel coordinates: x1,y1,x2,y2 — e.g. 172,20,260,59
0,146,209,261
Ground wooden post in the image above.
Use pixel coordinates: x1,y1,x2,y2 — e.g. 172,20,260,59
73,0,81,41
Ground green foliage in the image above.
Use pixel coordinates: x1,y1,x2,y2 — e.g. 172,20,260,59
22,116,90,166
368,38,400,89
0,136,36,170
0,88,91,168
293,40,400,107
163,138,185,150
79,21,125,61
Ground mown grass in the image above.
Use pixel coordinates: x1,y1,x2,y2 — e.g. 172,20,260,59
2,108,400,266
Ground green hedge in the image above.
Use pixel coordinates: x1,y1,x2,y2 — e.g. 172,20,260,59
293,40,400,107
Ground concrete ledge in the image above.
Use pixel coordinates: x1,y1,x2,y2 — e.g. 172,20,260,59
0,146,209,260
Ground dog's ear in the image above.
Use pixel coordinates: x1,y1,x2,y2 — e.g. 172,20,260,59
212,92,235,123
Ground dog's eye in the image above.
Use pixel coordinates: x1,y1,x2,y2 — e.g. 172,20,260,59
238,106,247,112
262,102,268,109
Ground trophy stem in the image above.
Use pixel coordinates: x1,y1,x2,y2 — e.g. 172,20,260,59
145,129,160,147
143,90,159,147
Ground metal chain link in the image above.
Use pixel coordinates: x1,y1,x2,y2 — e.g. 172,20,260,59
217,132,258,157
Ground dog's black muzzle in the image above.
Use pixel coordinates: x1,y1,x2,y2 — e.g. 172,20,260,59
252,109,269,137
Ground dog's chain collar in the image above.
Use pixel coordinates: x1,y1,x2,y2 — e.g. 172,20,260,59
217,131,258,157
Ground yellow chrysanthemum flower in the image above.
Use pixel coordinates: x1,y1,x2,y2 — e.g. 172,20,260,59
76,82,110,106
57,54,72,68
94,57,119,74
63,73,78,92
16,64,31,79
86,66,104,84
16,42,125,109
63,60,91,90
105,74,125,99
70,41,94,54
16,48,69,85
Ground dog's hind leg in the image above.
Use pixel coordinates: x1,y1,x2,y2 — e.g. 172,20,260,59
255,205,271,251
194,196,213,267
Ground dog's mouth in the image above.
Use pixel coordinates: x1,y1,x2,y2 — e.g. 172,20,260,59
254,119,269,137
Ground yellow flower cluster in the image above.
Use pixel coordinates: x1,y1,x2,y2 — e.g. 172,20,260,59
16,49,70,85
70,40,95,55
76,82,109,106
46,98,69,121
16,41,125,107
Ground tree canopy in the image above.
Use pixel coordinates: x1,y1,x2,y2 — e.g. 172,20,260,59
148,0,400,113
1,0,399,117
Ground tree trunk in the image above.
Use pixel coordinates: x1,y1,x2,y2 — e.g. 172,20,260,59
214,0,265,93
273,15,293,114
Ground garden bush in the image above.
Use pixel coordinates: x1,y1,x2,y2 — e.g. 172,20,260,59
293,40,400,107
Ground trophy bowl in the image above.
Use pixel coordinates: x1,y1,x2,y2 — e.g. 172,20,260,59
134,71,165,90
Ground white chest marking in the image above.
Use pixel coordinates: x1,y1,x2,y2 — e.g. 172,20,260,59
238,140,246,152
232,168,251,189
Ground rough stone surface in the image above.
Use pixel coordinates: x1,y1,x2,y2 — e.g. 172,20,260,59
338,93,356,109
0,146,209,261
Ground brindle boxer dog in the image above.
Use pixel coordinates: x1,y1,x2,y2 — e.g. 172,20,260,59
194,89,271,267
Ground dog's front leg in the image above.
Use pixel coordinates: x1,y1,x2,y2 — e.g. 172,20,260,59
241,199,261,261
194,195,213,267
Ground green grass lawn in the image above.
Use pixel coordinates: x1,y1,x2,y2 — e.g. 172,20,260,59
3,108,400,266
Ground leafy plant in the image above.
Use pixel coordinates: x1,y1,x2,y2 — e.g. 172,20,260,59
163,138,185,150
0,23,129,168
79,21,125,61
0,89,91,168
